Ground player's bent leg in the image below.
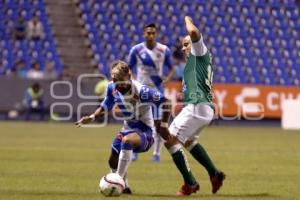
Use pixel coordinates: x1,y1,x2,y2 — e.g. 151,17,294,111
110,133,122,171
116,132,142,177
185,139,225,194
120,131,154,194
185,140,219,177
110,133,132,194
122,132,142,149
128,132,143,162
182,104,225,194
165,104,209,195
164,136,199,195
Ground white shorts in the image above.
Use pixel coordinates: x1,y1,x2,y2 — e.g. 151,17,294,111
169,104,214,144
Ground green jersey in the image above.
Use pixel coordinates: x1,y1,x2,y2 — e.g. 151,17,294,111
182,38,213,104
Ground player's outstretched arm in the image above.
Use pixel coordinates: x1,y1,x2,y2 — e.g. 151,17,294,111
76,82,115,127
75,106,104,127
184,16,201,42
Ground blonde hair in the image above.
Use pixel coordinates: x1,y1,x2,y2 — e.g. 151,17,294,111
110,60,130,81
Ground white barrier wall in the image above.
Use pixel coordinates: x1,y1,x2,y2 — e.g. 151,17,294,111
282,99,300,130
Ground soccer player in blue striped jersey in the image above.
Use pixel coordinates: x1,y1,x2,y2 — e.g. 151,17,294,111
128,23,175,162
76,60,182,194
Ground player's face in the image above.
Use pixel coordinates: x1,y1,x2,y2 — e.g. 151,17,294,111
182,36,191,57
113,75,131,95
143,27,157,43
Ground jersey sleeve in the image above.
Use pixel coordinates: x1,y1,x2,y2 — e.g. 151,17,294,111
163,47,173,70
191,34,208,56
139,85,166,105
100,84,115,111
128,47,137,74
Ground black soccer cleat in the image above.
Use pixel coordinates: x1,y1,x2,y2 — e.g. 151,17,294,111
210,171,226,194
176,182,200,196
122,187,132,194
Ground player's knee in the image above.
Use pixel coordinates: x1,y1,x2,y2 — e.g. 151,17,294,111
167,143,182,154
164,135,178,149
185,140,198,151
121,135,133,145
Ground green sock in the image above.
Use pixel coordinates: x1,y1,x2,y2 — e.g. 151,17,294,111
172,149,197,185
190,143,218,177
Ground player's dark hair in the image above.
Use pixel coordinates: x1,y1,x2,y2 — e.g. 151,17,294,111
144,23,156,30
32,82,40,90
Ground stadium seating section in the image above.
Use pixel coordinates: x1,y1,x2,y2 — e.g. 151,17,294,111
0,0,62,75
78,0,299,85
0,0,299,85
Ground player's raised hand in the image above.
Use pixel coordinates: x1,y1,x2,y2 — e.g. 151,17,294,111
75,116,93,127
184,16,193,23
184,16,200,42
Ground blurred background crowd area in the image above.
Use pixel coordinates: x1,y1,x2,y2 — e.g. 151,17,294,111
0,0,299,85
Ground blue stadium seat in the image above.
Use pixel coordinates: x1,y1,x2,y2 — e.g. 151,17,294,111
72,0,300,85
0,0,62,75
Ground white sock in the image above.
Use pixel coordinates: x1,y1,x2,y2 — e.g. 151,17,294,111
117,149,132,178
168,143,182,155
124,173,129,188
153,133,163,156
112,168,129,188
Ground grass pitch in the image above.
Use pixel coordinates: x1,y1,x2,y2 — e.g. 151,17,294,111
0,122,299,200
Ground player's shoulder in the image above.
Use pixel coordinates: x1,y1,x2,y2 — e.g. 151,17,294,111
157,42,169,49
132,80,144,92
156,42,171,53
106,81,115,92
107,81,114,87
131,43,144,52
132,80,153,95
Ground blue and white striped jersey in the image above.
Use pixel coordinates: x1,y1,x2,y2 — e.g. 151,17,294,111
101,80,166,133
128,42,172,92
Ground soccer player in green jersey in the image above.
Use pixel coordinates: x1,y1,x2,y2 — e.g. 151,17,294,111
159,16,225,196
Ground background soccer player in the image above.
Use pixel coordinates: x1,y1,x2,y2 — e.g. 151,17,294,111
128,23,175,162
76,60,172,194
159,16,225,196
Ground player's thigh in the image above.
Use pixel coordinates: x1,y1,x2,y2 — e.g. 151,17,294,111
112,132,149,153
122,132,143,149
169,104,195,143
188,104,214,141
133,132,154,153
169,104,213,143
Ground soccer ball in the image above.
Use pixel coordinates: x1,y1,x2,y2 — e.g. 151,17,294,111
99,173,125,196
